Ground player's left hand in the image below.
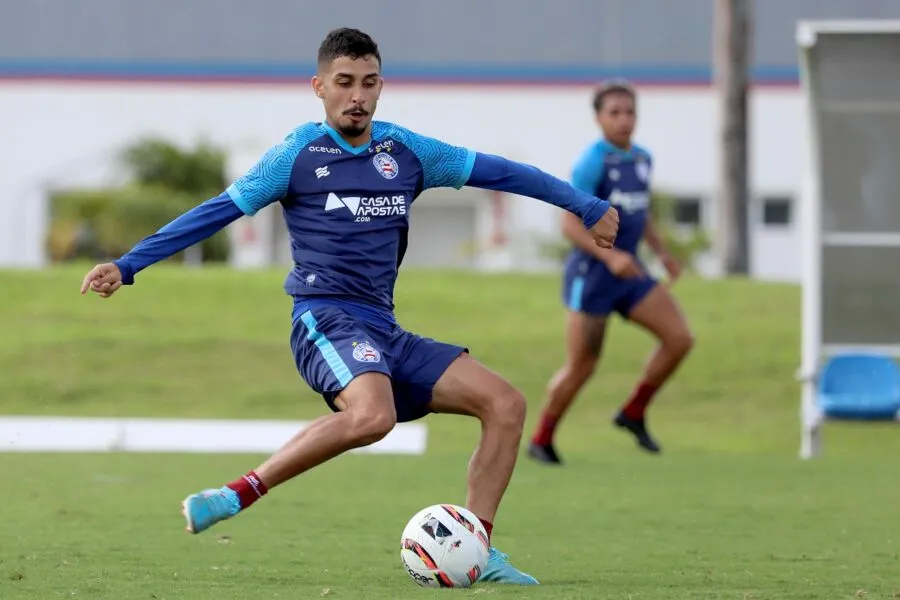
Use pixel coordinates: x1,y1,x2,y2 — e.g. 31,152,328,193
589,206,619,250
661,253,682,282
80,262,123,298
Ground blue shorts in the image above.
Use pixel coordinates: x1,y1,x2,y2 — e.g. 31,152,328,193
562,252,657,318
289,304,467,422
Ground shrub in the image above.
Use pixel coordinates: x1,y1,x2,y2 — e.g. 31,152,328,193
47,137,230,263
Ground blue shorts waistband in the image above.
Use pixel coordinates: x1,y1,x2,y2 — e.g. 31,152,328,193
291,296,396,330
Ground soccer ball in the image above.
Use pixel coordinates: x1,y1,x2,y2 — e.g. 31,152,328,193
400,503,490,588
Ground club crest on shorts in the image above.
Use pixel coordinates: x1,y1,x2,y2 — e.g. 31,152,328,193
352,341,381,363
373,152,399,179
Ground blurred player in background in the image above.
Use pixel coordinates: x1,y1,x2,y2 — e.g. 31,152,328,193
80,28,619,586
528,80,694,464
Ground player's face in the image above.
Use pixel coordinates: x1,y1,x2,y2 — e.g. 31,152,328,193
312,55,382,141
596,93,636,148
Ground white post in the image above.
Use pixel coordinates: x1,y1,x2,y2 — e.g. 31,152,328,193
799,176,823,459
796,23,824,459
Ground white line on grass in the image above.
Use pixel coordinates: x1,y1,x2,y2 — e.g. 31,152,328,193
0,416,427,455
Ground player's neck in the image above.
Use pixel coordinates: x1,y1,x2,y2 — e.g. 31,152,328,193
324,118,372,149
605,138,632,152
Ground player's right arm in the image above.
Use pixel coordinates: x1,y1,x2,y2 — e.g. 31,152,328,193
81,126,312,297
561,144,610,260
561,211,641,278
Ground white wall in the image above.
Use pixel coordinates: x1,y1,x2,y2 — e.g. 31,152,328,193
0,81,809,279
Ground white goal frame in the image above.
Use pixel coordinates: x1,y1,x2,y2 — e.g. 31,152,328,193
797,20,900,459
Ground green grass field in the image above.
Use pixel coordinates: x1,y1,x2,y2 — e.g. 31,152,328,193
1,266,898,599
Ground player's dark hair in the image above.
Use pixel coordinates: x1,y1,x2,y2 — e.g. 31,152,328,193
317,28,382,70
592,79,636,112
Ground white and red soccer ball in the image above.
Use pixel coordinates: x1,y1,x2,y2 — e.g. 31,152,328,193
400,503,490,588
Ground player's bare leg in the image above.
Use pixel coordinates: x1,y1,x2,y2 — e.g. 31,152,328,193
427,354,538,586
254,373,396,486
613,285,694,453
182,373,396,534
429,355,525,526
528,312,607,465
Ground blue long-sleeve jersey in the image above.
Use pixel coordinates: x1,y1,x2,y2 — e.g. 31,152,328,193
115,120,610,323
569,139,653,257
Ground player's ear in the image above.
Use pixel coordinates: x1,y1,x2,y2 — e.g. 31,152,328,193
311,76,325,100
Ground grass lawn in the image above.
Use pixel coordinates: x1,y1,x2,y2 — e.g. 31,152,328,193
1,266,897,599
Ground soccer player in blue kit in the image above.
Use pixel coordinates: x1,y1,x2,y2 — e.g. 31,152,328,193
528,80,695,464
79,29,619,586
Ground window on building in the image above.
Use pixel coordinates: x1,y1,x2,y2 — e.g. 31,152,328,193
672,196,703,226
762,196,792,226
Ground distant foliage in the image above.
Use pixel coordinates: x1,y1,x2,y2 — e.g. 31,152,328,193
122,138,227,196
640,189,710,268
47,138,230,263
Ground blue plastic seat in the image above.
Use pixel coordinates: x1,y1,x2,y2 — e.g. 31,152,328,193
817,353,900,420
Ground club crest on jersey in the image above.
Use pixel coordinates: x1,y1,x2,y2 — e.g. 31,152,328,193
373,152,399,180
635,161,650,182
352,341,381,363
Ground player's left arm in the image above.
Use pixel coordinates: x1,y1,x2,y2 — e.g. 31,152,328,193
644,216,681,281
643,217,667,256
404,131,617,246
639,157,681,280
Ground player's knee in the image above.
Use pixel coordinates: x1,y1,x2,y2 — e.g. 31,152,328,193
569,355,598,382
665,328,695,358
483,386,527,434
348,406,396,446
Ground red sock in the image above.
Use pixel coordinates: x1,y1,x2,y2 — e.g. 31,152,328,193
225,470,268,509
531,413,558,446
621,381,660,420
478,518,494,542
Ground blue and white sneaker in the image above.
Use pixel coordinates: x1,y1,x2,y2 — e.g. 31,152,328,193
181,488,241,534
477,547,539,585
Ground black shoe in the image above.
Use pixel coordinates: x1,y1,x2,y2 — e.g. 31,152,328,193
527,441,563,465
613,412,661,454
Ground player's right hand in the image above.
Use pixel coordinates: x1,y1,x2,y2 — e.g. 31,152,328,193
589,206,619,250
605,249,643,279
80,262,123,298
